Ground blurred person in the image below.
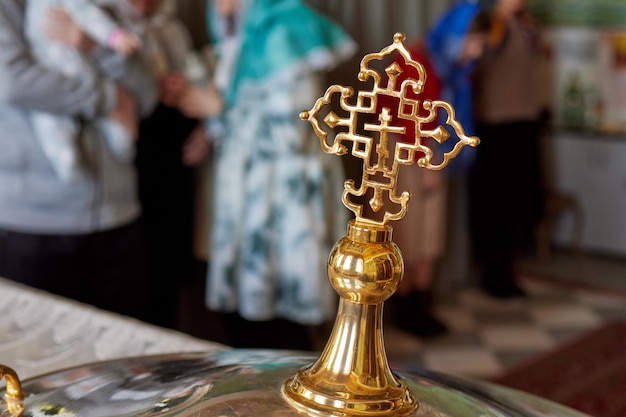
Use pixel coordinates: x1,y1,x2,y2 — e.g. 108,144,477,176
469,0,546,298
0,0,157,319
426,0,491,174
384,2,491,337
375,39,448,338
179,0,355,350
24,0,143,183
419,1,491,313
393,166,448,338
113,0,211,329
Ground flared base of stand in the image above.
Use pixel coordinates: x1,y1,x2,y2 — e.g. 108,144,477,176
282,374,418,417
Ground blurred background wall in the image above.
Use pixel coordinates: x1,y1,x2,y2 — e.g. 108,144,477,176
175,0,455,52
175,0,626,266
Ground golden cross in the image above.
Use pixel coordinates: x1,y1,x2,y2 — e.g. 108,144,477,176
301,33,480,225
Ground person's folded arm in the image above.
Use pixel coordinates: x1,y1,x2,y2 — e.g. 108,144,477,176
0,2,115,119
41,5,157,119
89,46,158,117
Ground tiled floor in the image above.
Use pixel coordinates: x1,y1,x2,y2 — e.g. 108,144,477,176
383,252,626,380
179,252,626,381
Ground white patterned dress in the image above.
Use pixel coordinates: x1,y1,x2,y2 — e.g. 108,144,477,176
206,69,348,325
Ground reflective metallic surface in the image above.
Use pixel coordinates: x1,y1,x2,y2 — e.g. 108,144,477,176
0,366,23,416
282,220,417,416
0,350,590,416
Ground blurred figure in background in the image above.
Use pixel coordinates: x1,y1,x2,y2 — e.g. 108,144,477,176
377,39,449,338
0,0,156,319
424,0,491,307
114,0,211,329
387,1,491,338
24,0,142,183
426,0,491,172
469,0,546,298
180,0,355,350
394,163,449,338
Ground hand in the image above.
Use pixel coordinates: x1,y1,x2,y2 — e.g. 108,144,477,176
182,125,210,166
461,34,487,64
178,84,223,119
110,30,142,57
110,84,138,139
42,7,96,53
160,73,189,107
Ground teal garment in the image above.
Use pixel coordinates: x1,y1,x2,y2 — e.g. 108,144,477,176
206,71,348,325
205,0,354,324
207,0,356,105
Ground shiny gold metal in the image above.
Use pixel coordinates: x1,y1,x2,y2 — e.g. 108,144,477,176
300,32,479,226
284,33,480,416
1,365,24,416
282,219,415,416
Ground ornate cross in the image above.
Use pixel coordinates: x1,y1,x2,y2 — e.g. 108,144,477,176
301,32,480,225
285,33,482,417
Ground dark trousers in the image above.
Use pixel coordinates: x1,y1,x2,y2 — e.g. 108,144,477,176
137,169,194,329
136,103,199,329
222,313,315,351
469,120,545,284
0,221,147,320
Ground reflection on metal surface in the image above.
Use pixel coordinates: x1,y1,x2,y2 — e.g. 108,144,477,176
1,365,24,416
284,33,480,416
0,352,591,416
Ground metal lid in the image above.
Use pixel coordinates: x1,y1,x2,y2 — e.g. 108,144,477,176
1,350,590,416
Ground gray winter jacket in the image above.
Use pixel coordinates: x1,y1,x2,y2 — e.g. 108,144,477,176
0,0,157,234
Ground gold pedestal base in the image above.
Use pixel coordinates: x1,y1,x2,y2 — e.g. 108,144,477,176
282,302,417,416
282,220,418,416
